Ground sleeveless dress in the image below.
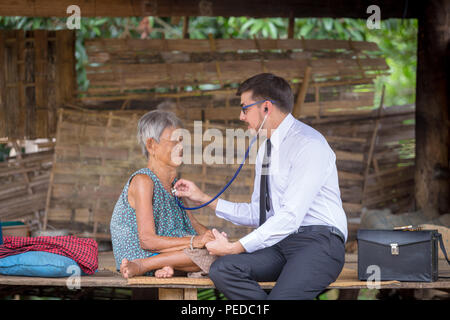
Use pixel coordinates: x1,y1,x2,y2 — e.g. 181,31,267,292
110,168,197,273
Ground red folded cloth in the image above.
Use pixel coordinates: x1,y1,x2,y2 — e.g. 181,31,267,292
0,235,98,275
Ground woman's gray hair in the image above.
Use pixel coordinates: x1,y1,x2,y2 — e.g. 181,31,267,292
137,110,183,159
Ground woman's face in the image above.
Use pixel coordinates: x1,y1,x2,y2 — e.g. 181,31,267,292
148,126,184,167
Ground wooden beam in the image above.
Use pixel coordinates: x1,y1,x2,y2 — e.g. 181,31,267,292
0,0,420,18
292,66,312,118
288,13,295,39
415,0,449,217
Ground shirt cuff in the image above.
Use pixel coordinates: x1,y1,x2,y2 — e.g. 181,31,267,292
215,199,235,220
239,230,264,253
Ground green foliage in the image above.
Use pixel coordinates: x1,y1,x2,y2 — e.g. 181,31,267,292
197,288,227,300
0,143,11,162
0,16,417,106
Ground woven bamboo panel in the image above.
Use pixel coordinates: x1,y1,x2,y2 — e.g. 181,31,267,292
43,109,143,238
0,30,76,140
311,104,415,216
83,38,387,120
0,149,53,224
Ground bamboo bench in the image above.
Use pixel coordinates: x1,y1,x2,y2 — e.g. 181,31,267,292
0,252,449,300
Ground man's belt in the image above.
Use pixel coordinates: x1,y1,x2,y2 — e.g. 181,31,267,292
296,225,346,243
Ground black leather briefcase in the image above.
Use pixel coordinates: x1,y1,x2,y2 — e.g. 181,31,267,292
357,228,450,282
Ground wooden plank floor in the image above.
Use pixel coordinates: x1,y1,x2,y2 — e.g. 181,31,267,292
0,252,449,290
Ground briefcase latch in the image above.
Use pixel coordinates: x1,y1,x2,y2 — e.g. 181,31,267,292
390,243,399,255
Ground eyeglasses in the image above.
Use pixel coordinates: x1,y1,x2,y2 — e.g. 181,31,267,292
241,99,275,115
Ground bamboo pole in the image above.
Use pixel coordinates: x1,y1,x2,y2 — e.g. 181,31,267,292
183,16,189,39
288,14,295,39
362,85,385,199
292,66,312,118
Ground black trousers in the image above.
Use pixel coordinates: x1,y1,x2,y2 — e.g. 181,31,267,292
209,227,345,300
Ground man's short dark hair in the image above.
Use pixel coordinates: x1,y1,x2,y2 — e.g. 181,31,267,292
236,73,294,114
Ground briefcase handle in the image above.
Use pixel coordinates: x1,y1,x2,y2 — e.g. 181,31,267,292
393,227,450,265
437,233,450,265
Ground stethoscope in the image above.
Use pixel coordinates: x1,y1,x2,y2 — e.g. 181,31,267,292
172,113,269,210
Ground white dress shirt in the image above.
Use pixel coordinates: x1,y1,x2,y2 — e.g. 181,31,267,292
215,113,348,253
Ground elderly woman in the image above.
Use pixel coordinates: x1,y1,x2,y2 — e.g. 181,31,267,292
110,110,215,279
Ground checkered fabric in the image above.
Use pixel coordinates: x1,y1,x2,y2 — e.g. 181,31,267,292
0,236,98,274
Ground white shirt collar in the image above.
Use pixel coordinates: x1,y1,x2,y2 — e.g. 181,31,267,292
268,113,295,151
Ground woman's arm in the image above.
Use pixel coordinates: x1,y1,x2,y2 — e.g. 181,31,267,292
130,174,214,252
187,212,209,235
158,215,212,253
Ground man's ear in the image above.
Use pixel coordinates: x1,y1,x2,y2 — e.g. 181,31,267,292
263,100,272,115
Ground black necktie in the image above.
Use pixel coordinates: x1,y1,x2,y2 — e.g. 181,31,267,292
259,139,271,226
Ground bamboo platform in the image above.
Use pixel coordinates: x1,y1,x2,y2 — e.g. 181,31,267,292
0,252,449,300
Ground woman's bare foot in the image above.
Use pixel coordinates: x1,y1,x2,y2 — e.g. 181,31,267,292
120,258,142,279
154,266,174,278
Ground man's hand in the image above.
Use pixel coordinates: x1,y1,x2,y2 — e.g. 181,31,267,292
205,229,245,256
173,179,219,210
173,179,206,204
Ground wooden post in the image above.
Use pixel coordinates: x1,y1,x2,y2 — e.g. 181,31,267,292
43,109,63,230
415,0,449,217
17,31,26,139
288,13,295,39
0,31,6,138
158,288,197,300
292,66,312,118
34,30,48,138
253,35,268,73
183,16,190,39
208,33,223,87
362,85,385,197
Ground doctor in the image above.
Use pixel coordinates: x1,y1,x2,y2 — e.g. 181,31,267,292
173,73,348,300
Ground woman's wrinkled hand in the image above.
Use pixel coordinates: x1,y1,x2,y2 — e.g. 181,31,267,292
193,230,215,248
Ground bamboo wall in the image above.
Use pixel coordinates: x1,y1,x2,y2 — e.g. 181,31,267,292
42,109,145,238
0,30,76,140
311,104,415,217
82,38,388,121
0,148,53,226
